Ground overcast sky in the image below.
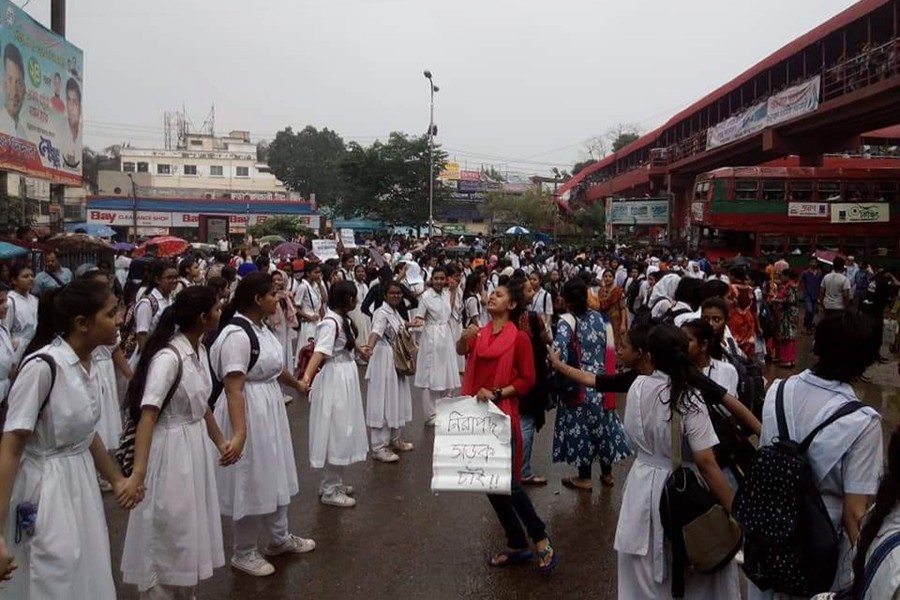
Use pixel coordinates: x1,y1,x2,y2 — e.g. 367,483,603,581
26,0,858,176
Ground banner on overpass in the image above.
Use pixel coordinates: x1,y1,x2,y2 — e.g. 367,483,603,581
609,199,670,225
707,75,821,150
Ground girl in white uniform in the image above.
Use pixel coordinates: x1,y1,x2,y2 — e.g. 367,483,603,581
3,264,38,368
365,281,422,463
131,261,178,370
615,325,740,600
447,268,466,374
271,271,298,374
299,280,371,508
348,265,371,359
0,287,14,402
120,286,237,599
414,267,461,426
0,279,140,599
210,272,314,577
296,262,326,349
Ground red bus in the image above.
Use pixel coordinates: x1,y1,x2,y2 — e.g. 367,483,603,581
690,163,900,265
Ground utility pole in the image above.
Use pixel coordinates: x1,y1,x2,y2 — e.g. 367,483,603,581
424,71,439,238
50,0,66,233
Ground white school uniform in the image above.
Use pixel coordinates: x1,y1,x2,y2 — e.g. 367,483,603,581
296,280,324,347
365,305,413,429
272,300,298,373
703,358,739,399
448,287,466,372
121,335,225,592
859,505,900,599
414,289,461,392
463,294,483,328
0,323,13,400
531,288,554,330
615,371,740,599
3,339,116,600
749,371,882,600
348,279,372,348
4,289,38,367
308,310,369,468
131,288,171,369
92,343,123,449
210,314,299,520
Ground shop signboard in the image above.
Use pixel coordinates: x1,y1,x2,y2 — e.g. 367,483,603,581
830,203,890,224
788,202,828,218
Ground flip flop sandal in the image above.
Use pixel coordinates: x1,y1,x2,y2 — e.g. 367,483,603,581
561,477,592,491
537,538,558,574
488,548,534,567
522,475,548,486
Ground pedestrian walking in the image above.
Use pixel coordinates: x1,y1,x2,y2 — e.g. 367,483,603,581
3,264,38,368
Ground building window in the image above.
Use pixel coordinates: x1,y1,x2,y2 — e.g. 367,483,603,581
137,162,149,173
210,165,224,177
63,204,85,221
236,166,250,178
183,165,198,176
157,164,172,175
190,139,203,146
122,162,135,173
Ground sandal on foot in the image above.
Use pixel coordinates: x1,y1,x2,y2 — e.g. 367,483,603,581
521,475,548,486
537,538,558,573
599,474,615,488
561,477,592,491
488,548,534,567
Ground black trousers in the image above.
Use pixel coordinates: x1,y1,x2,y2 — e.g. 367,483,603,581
487,438,547,549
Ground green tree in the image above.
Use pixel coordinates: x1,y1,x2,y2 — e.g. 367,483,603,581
479,189,557,231
571,159,597,176
265,126,346,206
81,145,120,194
481,165,506,181
339,132,448,226
573,201,607,233
607,123,642,152
247,215,311,239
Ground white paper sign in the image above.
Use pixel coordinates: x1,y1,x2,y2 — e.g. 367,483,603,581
340,228,357,248
311,239,339,261
431,396,512,495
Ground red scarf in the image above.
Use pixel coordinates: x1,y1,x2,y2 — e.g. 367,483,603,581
461,322,518,395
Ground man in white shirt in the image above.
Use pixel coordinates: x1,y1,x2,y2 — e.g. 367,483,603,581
819,257,851,318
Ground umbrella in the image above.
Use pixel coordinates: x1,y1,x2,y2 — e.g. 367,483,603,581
134,236,190,258
0,241,27,259
505,226,530,235
113,242,135,251
48,232,113,252
258,235,286,245
272,242,302,258
65,222,117,238
812,250,845,266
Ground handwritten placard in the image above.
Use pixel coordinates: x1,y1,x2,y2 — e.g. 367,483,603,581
311,239,338,261
339,228,357,248
431,396,512,495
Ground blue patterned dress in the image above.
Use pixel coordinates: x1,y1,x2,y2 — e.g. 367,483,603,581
552,310,631,469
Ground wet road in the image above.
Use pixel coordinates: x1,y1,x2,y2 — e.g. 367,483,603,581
104,335,900,599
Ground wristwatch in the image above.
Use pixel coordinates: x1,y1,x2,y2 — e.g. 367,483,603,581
492,387,503,401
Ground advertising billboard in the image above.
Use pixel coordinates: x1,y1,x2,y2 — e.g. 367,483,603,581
0,1,83,185
609,199,670,225
829,203,890,224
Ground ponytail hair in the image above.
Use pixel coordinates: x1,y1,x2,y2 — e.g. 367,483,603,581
124,286,218,423
328,280,358,351
24,280,111,356
647,323,701,416
219,271,273,330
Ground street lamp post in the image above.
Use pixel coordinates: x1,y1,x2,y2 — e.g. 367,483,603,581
424,70,439,238
127,173,137,243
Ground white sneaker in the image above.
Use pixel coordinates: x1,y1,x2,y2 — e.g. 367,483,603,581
390,439,415,452
318,484,355,497
424,416,436,427
265,534,316,556
231,550,275,577
321,491,357,508
372,448,400,463
283,394,294,405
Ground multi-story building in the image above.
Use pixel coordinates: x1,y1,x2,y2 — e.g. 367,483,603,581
89,130,320,240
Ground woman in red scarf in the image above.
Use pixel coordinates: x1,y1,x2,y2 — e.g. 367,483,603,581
456,282,557,573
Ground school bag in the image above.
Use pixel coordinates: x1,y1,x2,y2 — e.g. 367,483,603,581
391,324,418,377
625,276,645,314
0,353,56,437
723,338,766,420
115,345,182,477
206,318,261,408
119,294,160,360
732,380,865,597
660,405,743,598
294,317,339,384
548,314,585,408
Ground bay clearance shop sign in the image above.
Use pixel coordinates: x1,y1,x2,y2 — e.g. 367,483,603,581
88,210,272,231
0,1,83,185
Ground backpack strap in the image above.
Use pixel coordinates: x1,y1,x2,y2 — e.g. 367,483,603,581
158,344,183,416
774,379,790,441
860,531,900,597
798,400,865,453
19,353,56,418
229,317,261,373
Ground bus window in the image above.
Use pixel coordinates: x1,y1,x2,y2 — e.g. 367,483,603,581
815,236,840,252
788,180,814,201
844,181,870,201
760,234,787,255
869,237,898,257
694,180,710,200
843,236,867,257
789,235,813,256
734,179,759,201
873,182,898,202
817,181,841,201
762,179,786,201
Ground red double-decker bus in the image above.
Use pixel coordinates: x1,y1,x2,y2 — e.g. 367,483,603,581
690,160,900,265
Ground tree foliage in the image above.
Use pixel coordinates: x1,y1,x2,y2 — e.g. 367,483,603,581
481,165,506,181
265,126,347,206
572,201,607,234
571,159,597,176
338,132,448,226
479,189,557,231
82,145,120,194
607,122,643,152
247,215,311,239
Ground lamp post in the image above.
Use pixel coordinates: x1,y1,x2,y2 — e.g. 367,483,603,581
424,70,439,238
127,173,137,242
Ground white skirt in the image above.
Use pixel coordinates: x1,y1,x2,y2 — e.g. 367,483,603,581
121,419,225,591
214,378,299,520
448,318,466,373
6,448,116,600
364,342,413,429
95,358,123,449
349,307,371,348
274,324,297,373
308,354,369,468
413,323,461,391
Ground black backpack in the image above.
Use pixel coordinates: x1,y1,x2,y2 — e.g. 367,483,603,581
625,276,645,314
206,317,261,408
733,379,865,597
723,338,766,420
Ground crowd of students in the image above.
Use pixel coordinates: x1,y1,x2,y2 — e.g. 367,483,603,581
0,236,898,598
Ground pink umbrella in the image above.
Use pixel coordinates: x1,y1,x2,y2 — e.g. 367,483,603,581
272,242,303,258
